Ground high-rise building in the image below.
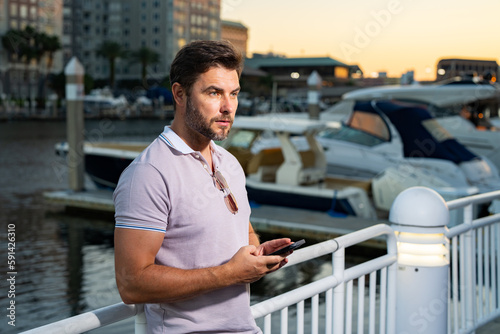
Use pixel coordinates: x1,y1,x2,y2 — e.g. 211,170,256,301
0,0,63,97
63,0,221,86
221,20,248,57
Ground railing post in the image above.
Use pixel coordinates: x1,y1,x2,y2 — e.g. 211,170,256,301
462,203,476,330
332,246,345,334
134,304,147,334
390,187,450,334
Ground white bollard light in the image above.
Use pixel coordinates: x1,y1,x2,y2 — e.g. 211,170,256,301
390,186,450,334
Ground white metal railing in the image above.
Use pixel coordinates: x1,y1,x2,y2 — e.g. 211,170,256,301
21,188,500,334
446,190,500,334
251,223,398,334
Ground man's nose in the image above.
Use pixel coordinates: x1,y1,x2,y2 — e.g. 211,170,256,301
221,94,237,114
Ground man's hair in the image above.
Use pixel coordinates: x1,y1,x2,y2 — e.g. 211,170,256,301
169,40,244,98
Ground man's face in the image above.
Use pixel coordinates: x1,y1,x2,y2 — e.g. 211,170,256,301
184,66,240,141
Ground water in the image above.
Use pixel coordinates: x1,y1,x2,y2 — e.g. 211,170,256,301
0,119,337,333
0,119,162,333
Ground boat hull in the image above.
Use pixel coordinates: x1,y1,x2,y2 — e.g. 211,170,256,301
85,154,133,189
246,183,355,215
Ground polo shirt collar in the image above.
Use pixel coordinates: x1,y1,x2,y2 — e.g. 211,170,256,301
159,126,222,157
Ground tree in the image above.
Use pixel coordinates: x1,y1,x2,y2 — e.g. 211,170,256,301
128,47,161,87
96,40,127,89
38,33,61,98
1,29,24,61
2,29,26,96
43,35,61,73
1,26,61,100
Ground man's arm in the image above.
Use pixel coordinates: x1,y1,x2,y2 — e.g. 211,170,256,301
114,228,290,304
249,222,260,247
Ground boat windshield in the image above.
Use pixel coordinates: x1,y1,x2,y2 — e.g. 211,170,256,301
318,124,387,147
225,129,258,149
347,110,391,140
318,109,390,147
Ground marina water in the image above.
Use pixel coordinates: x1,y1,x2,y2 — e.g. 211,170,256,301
0,118,361,333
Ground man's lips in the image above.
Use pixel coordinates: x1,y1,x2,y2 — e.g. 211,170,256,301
215,119,232,126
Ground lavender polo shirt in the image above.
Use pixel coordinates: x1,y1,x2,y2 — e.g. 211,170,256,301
113,126,260,333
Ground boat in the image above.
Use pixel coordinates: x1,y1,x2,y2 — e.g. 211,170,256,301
329,78,500,170
56,100,496,222
83,88,129,117
224,110,500,223
55,117,378,219
316,100,500,193
54,118,378,219
55,141,147,189
223,116,377,218
250,99,500,221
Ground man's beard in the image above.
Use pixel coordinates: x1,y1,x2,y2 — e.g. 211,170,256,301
185,97,233,141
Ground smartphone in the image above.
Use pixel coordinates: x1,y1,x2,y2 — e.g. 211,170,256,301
267,239,306,256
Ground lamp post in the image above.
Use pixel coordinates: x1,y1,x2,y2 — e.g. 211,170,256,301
390,187,450,334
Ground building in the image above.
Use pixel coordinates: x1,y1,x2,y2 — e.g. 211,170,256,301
244,56,352,89
221,20,248,57
63,0,221,86
0,0,63,97
436,58,499,82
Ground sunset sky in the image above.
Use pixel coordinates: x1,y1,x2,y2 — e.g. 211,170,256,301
221,0,500,81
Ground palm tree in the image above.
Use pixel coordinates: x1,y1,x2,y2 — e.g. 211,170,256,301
128,47,161,87
38,33,61,98
43,35,61,73
1,29,23,60
96,40,127,89
1,29,25,96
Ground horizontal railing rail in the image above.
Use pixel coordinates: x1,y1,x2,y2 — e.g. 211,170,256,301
21,303,144,334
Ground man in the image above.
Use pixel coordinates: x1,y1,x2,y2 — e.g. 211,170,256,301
113,40,293,333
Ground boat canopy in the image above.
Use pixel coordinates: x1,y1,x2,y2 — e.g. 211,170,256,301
355,100,478,164
232,116,327,135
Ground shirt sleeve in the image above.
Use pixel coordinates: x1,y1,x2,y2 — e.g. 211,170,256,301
113,162,170,233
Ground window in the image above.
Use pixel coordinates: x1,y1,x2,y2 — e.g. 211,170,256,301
10,3,17,15
30,6,37,19
347,110,390,141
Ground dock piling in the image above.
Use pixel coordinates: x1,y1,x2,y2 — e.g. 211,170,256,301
307,70,322,120
64,57,85,192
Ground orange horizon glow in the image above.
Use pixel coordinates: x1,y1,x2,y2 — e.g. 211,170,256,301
222,0,500,81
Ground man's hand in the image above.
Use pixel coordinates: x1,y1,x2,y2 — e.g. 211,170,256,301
256,238,292,256
221,238,292,284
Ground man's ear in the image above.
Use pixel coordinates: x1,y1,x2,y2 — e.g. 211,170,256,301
171,82,186,108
